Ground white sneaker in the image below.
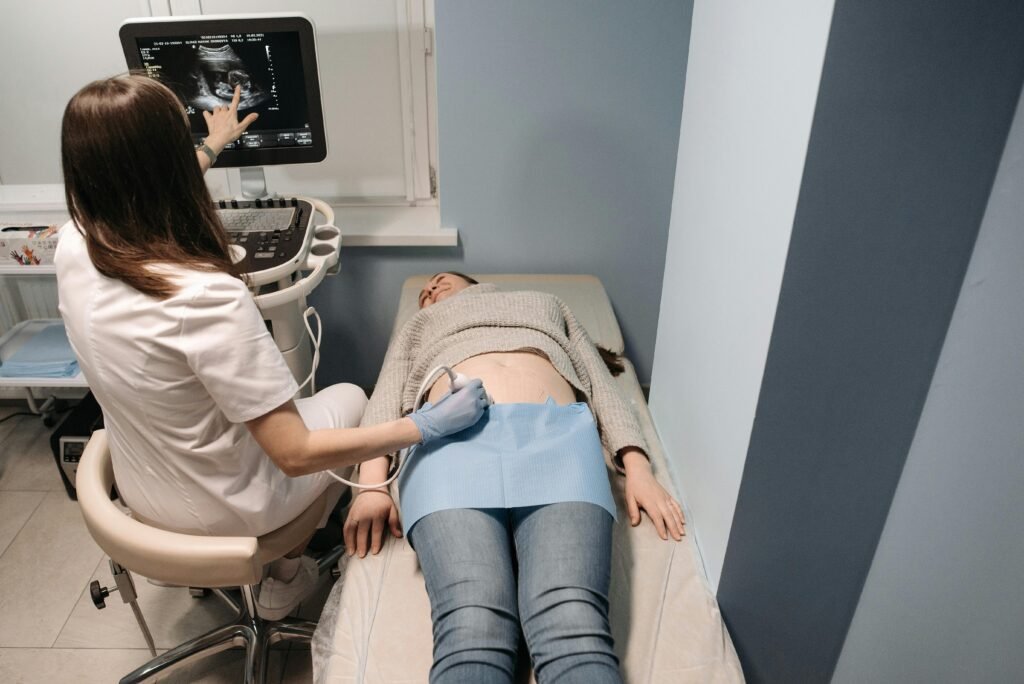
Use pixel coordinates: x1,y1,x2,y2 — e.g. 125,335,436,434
255,556,319,620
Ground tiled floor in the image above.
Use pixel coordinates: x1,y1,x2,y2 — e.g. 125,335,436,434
0,406,331,683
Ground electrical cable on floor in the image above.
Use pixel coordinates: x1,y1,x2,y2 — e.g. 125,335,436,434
0,412,36,425
0,402,77,426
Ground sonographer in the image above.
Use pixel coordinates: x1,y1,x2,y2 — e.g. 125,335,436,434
54,74,487,619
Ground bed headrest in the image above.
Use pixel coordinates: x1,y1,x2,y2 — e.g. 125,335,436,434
395,274,625,354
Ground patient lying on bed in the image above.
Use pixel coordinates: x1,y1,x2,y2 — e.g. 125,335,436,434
346,272,684,684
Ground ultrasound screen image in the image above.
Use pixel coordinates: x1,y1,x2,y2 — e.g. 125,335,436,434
134,31,312,147
190,42,270,110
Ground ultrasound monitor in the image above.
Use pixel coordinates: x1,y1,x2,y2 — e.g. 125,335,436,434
120,14,326,196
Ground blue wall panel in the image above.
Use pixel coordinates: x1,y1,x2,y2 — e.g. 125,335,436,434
312,0,691,387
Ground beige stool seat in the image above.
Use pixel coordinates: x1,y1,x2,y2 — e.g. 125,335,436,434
77,429,344,684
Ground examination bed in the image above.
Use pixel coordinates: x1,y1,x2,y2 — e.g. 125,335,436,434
311,275,744,683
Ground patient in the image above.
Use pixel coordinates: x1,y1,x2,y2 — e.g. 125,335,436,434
345,272,684,684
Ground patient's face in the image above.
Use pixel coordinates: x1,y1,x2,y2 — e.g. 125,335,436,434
419,273,472,308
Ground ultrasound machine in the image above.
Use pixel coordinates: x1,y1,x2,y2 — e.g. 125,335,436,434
119,13,339,395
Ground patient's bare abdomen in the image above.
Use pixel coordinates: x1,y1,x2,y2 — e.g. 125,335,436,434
427,352,576,406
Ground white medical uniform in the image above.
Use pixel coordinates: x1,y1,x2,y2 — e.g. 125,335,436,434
55,223,365,537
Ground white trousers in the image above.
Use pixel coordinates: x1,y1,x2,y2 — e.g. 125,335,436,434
293,383,368,527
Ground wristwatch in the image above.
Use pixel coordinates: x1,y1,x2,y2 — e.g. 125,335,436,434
197,140,218,164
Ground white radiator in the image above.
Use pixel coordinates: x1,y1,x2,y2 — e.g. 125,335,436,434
0,280,17,335
0,277,60,337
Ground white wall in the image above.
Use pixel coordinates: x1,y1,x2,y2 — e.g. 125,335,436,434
0,0,419,200
200,0,410,199
648,0,835,589
831,81,1024,684
0,0,141,184
319,0,692,386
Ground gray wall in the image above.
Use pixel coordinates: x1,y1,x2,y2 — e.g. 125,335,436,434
312,0,692,387
832,81,1024,684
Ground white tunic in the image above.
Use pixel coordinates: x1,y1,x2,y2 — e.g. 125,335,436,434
55,222,329,537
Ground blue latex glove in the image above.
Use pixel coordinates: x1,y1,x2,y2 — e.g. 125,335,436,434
409,378,488,445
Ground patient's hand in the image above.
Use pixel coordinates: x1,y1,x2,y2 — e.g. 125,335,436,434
622,449,686,541
344,491,401,558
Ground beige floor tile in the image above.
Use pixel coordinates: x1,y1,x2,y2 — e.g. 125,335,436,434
0,491,44,556
0,647,284,684
0,412,29,458
0,410,321,682
0,491,104,647
55,559,238,650
0,647,154,684
0,410,36,437
57,557,341,652
0,408,32,443
0,416,65,492
58,569,339,653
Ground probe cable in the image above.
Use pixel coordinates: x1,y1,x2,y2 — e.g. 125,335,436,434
323,365,460,490
297,306,322,395
293,302,459,490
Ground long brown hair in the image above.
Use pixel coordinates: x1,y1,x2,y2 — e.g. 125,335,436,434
440,271,479,285
61,74,240,299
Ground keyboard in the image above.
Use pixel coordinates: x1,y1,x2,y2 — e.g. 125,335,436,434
217,207,296,233
215,198,314,277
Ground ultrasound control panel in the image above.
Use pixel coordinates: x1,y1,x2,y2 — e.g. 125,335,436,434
216,197,314,278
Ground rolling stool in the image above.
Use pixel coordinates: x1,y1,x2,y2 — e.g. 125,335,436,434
76,429,346,683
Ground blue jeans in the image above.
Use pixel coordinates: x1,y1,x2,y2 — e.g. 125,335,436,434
407,503,622,684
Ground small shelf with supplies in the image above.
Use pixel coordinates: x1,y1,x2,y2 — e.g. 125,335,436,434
0,221,83,423
0,222,61,274
0,318,87,388
0,318,85,426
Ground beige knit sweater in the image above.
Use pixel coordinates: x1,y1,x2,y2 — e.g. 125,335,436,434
360,283,648,470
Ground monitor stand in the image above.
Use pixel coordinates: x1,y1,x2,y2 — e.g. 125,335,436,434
239,166,274,200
